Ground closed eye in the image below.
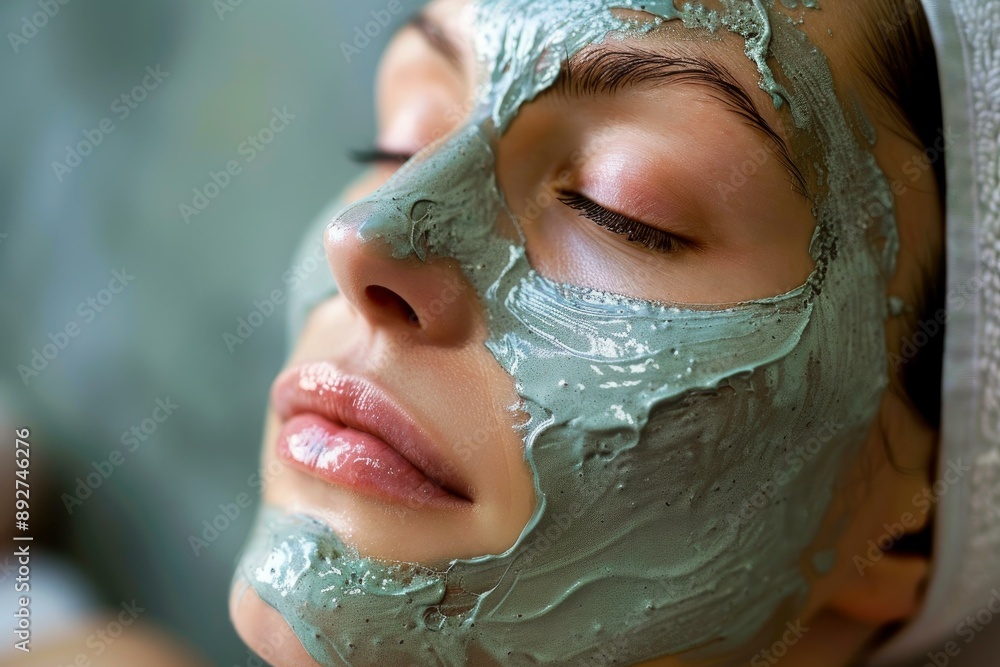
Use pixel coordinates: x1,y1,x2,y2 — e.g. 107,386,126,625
349,147,415,165
556,191,687,253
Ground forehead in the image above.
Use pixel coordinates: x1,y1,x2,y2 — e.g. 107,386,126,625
418,0,876,122
417,0,871,161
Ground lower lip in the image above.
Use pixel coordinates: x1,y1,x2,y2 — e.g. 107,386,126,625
276,413,464,509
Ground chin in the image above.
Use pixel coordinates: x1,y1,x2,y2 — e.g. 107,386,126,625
230,574,322,667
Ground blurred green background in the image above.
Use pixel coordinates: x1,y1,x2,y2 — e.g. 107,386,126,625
0,0,424,663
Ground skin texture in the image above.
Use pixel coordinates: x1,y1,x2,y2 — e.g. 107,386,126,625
230,0,943,664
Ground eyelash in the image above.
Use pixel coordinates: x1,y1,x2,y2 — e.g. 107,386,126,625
349,147,414,165
556,191,685,254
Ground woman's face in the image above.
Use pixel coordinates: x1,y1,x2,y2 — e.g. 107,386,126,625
231,1,907,665
256,0,822,561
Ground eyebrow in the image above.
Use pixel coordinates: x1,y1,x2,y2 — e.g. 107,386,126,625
408,14,808,198
409,13,463,69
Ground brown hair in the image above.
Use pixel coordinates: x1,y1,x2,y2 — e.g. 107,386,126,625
858,0,946,430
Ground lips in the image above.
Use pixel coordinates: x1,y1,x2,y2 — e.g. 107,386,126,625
270,362,472,509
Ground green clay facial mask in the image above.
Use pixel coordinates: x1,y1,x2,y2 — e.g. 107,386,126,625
234,0,898,664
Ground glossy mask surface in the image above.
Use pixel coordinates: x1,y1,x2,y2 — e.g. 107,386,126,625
235,0,898,664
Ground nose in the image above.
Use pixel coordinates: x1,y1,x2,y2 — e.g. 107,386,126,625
324,196,480,345
324,126,509,345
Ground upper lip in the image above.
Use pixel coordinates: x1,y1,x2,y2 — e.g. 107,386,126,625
270,362,473,502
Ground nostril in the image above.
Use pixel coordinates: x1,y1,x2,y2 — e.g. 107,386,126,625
365,285,420,326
